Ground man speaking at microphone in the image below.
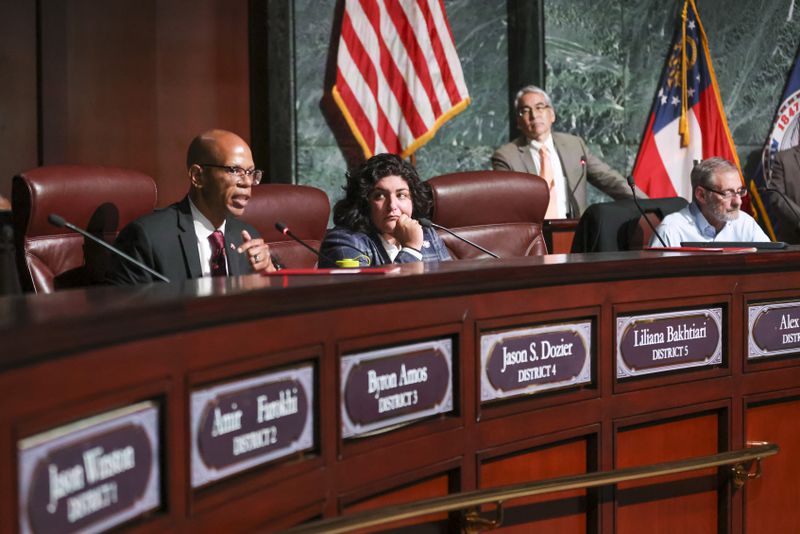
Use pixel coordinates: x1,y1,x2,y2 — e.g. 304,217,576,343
107,129,277,285
492,85,644,218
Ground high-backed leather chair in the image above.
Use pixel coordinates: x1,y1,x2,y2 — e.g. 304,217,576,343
12,165,157,293
239,184,330,268
428,170,549,258
570,197,688,252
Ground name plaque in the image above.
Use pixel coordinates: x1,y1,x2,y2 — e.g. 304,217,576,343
17,402,160,534
480,320,592,402
616,308,723,378
341,339,453,438
748,300,800,359
190,364,314,488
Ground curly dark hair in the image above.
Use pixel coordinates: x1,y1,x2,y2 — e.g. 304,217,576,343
332,153,433,233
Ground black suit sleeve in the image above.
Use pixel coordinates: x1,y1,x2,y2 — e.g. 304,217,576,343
105,222,160,285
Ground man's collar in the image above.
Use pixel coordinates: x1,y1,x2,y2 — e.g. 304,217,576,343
527,135,554,150
188,197,226,236
689,202,723,236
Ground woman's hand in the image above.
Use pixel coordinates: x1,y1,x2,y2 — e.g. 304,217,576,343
392,214,423,251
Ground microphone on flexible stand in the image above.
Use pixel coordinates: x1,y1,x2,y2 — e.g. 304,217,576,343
418,218,500,259
570,156,587,197
48,213,170,283
275,222,337,265
566,156,587,218
626,176,667,248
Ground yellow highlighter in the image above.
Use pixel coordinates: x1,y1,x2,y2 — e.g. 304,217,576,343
335,259,360,268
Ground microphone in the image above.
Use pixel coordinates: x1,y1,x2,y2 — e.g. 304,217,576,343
418,218,500,259
626,176,667,248
275,222,336,264
570,155,587,197
565,156,587,219
48,213,170,283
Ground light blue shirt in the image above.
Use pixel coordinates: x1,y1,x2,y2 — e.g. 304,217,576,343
649,202,770,247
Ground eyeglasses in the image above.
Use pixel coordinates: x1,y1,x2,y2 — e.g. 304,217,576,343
700,185,748,199
201,164,263,185
517,104,552,118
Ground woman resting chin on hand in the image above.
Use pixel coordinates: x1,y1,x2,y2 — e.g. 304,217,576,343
319,153,451,268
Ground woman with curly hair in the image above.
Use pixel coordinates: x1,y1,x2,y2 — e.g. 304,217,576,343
319,153,451,267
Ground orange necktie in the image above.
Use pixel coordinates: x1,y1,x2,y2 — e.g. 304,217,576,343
540,146,559,219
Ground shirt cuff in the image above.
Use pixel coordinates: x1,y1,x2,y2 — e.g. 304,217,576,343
401,246,423,260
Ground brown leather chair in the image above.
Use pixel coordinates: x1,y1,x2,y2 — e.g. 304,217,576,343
239,184,330,268
12,165,157,293
428,170,549,259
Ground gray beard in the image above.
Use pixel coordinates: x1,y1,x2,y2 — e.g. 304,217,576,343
711,206,740,223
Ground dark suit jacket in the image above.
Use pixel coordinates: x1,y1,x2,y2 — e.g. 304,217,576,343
768,145,800,243
491,132,644,217
318,226,450,268
107,197,260,285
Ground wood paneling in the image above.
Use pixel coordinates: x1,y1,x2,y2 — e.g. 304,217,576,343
3,252,800,532
615,413,720,533
480,438,589,532
343,474,451,533
36,0,249,207
0,0,38,199
745,398,800,534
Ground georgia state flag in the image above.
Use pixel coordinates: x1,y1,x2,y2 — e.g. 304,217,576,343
632,0,742,202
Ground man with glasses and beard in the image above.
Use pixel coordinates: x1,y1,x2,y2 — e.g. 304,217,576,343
649,157,770,247
107,129,277,284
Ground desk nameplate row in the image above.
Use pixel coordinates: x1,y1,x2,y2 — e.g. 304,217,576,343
16,297,800,533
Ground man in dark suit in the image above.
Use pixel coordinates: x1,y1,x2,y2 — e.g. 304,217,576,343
107,129,277,285
768,144,800,243
491,85,645,218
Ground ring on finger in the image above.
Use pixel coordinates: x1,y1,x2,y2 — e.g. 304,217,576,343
254,254,261,262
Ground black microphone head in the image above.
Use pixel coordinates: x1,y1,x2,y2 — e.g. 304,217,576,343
275,221,288,234
48,213,67,228
417,217,433,228
626,175,636,188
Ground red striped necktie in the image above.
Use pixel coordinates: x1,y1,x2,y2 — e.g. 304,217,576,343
208,230,227,277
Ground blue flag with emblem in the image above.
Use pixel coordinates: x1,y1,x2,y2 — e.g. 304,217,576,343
749,43,800,241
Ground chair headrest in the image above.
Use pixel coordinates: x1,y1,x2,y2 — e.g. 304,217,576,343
429,170,548,227
240,183,330,241
13,165,157,238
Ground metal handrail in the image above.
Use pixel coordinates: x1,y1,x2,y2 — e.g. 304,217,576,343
281,442,778,534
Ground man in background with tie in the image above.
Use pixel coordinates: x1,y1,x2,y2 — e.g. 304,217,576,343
107,129,276,285
491,85,644,218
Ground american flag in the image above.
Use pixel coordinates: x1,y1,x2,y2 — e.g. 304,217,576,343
631,0,743,204
332,0,470,159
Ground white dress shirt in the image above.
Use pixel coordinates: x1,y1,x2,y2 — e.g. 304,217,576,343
189,198,228,277
650,202,771,247
528,136,568,218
